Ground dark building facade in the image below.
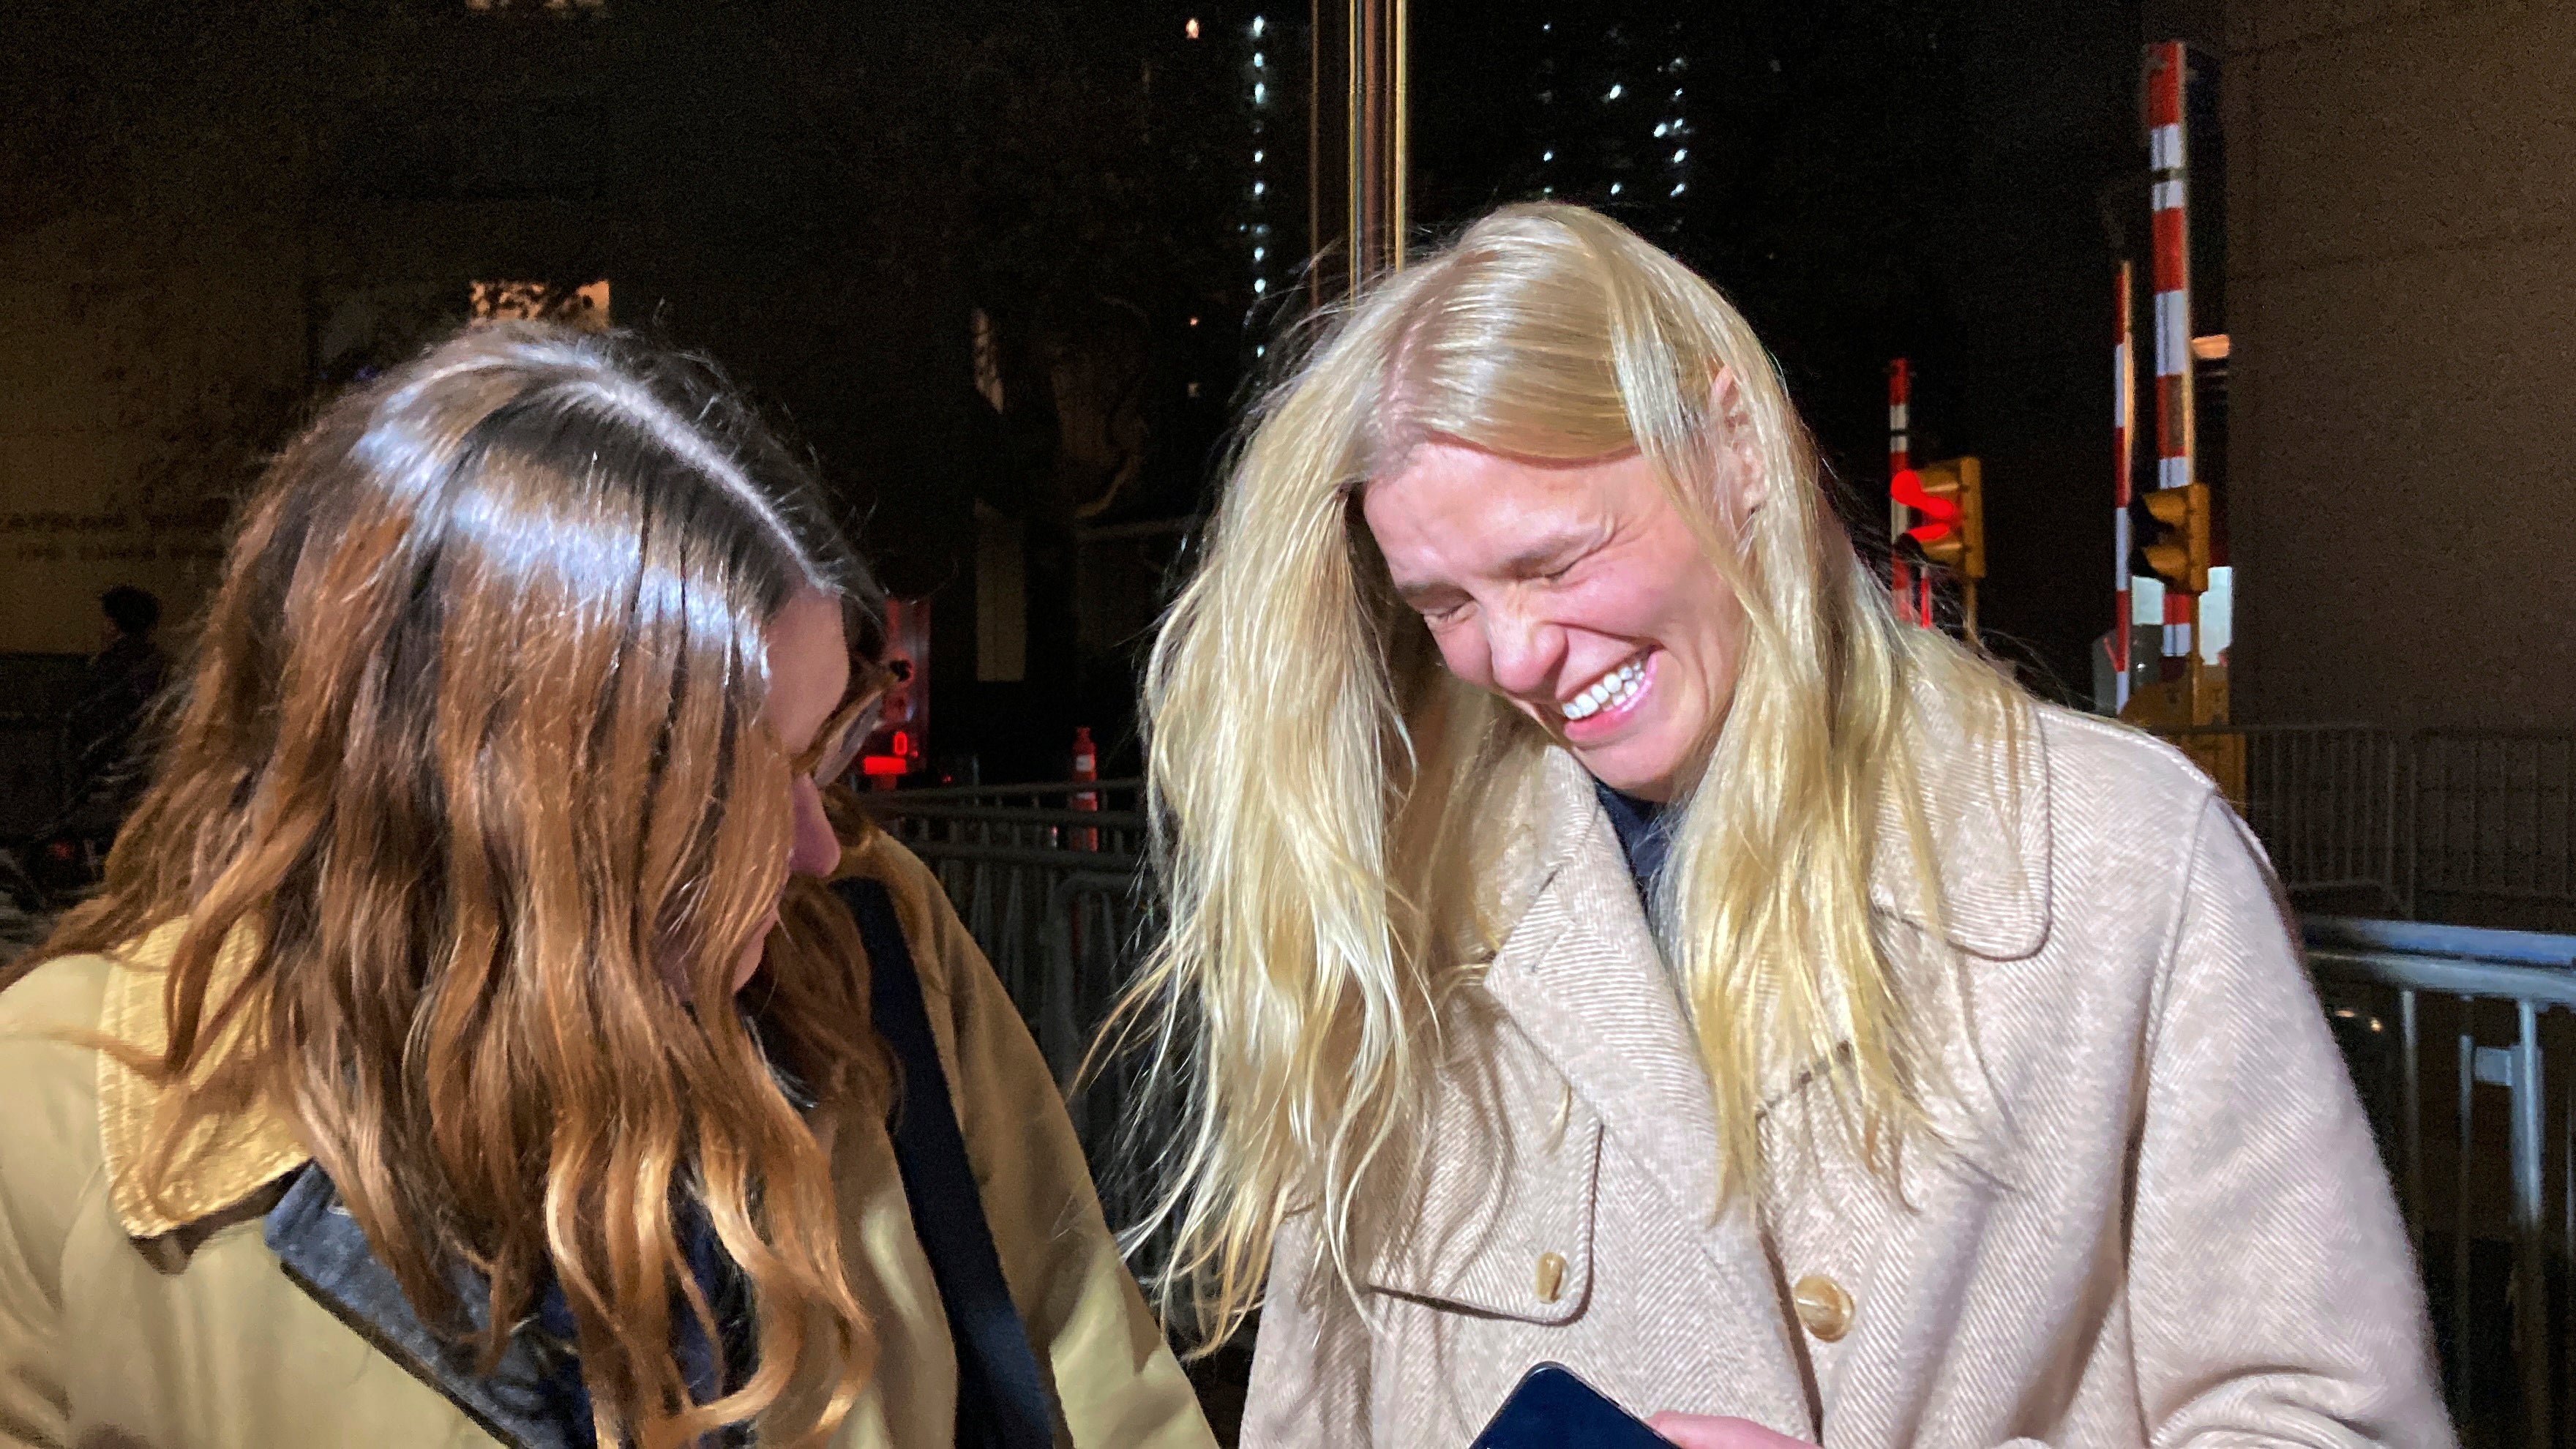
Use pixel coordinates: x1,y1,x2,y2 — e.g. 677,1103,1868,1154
2,0,1261,782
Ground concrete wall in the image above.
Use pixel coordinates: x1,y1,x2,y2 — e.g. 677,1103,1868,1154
2226,0,2576,728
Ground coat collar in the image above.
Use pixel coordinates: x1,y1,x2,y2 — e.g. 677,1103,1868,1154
1493,684,2053,972
1476,696,2052,1212
1865,686,2053,962
264,1164,572,1449
97,918,310,1240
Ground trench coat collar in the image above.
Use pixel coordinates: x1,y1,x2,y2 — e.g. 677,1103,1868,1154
96,918,310,1239
1864,686,2054,963
1476,700,2053,1217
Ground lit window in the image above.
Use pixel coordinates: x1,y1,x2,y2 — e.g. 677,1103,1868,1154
1185,17,1199,38
1605,83,1623,100
471,279,610,328
1252,15,1265,36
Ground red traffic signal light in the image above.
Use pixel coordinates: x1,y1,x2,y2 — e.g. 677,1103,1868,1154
1892,457,1985,580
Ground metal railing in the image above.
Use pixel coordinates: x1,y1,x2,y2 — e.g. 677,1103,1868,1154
2154,726,2576,929
2306,916,2576,1449
860,779,1153,1156
2417,732,2576,915
2162,724,2411,913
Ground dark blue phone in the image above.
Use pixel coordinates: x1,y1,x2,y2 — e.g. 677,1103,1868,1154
1469,1362,1669,1448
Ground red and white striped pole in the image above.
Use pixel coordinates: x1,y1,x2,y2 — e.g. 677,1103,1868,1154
1889,359,1916,625
2113,261,2135,711
1071,724,1100,851
2146,40,2198,681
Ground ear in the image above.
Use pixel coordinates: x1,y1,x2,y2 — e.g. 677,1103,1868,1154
1707,368,1766,522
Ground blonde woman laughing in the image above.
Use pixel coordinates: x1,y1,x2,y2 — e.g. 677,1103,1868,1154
1119,206,2449,1448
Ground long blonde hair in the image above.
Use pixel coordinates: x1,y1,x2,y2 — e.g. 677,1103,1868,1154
1121,203,2024,1344
20,323,884,1448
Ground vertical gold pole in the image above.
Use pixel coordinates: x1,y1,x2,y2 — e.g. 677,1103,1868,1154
1319,0,1406,299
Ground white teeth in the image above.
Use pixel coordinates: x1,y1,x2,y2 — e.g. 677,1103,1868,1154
1561,660,1647,722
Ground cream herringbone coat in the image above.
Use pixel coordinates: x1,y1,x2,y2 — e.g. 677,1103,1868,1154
1241,704,2452,1448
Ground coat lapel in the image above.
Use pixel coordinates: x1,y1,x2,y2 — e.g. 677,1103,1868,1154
1478,752,1813,1423
1480,752,1722,1220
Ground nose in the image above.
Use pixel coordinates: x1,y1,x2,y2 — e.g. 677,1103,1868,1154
787,777,842,878
1483,599,1567,700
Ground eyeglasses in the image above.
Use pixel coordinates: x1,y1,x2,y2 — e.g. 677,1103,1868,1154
793,658,896,789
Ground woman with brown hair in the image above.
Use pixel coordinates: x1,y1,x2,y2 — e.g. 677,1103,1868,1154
0,325,1212,1449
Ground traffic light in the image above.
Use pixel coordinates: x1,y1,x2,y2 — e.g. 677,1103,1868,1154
2132,482,2210,595
1892,456,1985,580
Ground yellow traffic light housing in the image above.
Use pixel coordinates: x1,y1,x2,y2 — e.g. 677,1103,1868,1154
2137,482,2210,595
1903,456,1985,581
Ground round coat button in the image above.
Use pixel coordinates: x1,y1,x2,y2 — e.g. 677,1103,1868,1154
1791,1273,1853,1342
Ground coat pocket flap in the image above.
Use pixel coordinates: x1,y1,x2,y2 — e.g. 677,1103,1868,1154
1364,1019,1604,1325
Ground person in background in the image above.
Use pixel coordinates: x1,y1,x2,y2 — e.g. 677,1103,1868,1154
1120,205,2450,1448
0,324,1213,1449
59,584,168,846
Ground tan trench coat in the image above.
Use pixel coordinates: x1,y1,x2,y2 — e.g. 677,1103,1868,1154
0,829,1215,1449
1243,703,2452,1448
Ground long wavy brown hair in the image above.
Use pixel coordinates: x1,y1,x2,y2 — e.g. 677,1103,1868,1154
20,323,888,1448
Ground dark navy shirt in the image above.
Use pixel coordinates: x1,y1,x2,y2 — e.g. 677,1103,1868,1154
1593,779,1674,899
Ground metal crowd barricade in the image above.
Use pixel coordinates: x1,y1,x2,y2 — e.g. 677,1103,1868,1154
859,779,1155,1158
2415,730,2576,920
2305,916,2576,1449
2158,724,2409,914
